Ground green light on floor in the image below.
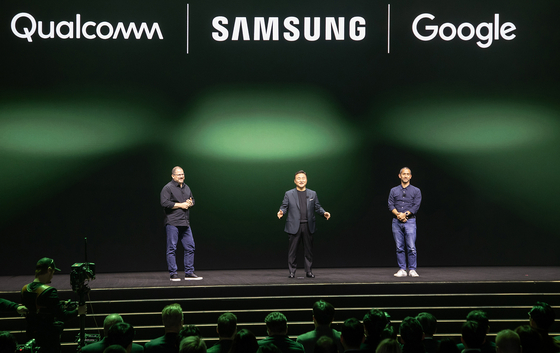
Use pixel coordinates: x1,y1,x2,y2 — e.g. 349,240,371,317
177,88,356,160
0,100,155,156
378,100,560,153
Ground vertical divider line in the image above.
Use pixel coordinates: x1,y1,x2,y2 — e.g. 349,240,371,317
186,3,190,54
387,4,391,54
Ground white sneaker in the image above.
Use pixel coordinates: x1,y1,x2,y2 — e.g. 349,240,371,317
394,269,407,277
409,270,419,277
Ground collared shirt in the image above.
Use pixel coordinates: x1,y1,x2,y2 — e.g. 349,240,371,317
388,184,422,216
160,180,195,227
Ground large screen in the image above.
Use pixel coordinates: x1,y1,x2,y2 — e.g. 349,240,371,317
2,0,559,274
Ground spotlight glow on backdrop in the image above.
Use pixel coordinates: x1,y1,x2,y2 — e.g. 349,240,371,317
177,88,356,161
378,100,560,153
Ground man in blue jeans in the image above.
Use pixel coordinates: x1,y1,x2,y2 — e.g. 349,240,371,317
160,166,202,281
388,167,422,277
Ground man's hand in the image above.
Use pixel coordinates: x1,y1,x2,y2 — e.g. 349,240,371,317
324,212,331,220
17,305,28,315
397,212,407,222
185,198,194,208
277,210,284,219
78,305,87,315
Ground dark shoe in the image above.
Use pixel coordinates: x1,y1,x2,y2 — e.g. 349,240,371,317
288,272,295,278
306,272,315,278
185,273,203,280
170,274,180,282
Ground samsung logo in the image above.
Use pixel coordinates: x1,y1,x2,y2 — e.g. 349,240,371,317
212,16,367,42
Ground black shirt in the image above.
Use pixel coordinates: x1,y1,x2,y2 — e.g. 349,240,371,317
160,180,195,227
297,190,307,223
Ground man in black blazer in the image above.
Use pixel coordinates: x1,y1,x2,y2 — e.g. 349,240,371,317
277,170,330,278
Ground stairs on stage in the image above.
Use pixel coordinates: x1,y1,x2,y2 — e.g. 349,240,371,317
2,281,559,352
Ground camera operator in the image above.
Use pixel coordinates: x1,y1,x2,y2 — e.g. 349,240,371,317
21,257,87,353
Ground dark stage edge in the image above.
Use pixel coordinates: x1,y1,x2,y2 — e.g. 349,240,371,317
1,267,559,292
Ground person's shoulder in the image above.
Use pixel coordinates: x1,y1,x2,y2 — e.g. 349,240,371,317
81,339,107,353
131,343,144,353
410,184,421,192
296,330,316,342
145,336,166,347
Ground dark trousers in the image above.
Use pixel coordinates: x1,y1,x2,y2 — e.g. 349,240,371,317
288,223,313,273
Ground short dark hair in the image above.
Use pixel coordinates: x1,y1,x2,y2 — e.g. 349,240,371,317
461,321,485,349
399,167,411,175
313,300,335,326
363,309,390,338
514,325,544,353
229,329,259,353
399,317,423,346
314,336,337,353
177,325,201,347
294,170,306,177
466,310,489,329
0,331,17,353
217,312,237,338
341,318,364,348
162,303,183,328
107,322,135,349
529,302,556,331
179,336,206,353
416,312,437,336
265,312,287,334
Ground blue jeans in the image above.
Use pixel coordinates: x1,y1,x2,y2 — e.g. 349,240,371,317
392,218,417,270
166,224,195,275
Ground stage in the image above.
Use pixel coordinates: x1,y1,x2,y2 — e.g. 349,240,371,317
1,266,559,292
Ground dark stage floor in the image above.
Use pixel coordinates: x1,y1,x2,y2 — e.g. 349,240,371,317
1,267,558,292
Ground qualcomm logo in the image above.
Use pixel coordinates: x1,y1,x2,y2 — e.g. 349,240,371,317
11,12,164,42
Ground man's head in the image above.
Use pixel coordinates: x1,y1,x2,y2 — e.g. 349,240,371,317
179,336,206,353
217,312,237,339
461,321,485,349
107,323,135,353
172,166,185,185
363,309,391,339
34,257,60,281
529,301,555,331
312,300,335,327
340,318,364,350
399,317,424,346
162,304,184,333
495,329,521,353
294,170,307,190
515,325,543,353
398,168,412,185
314,336,338,353
103,314,124,336
466,310,490,335
265,312,288,336
416,312,437,337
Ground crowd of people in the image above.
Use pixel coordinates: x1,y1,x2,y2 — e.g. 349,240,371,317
2,299,559,353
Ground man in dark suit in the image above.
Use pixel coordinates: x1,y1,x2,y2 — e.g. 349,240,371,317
277,170,330,278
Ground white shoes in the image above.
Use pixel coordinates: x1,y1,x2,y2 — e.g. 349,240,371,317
394,269,420,277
